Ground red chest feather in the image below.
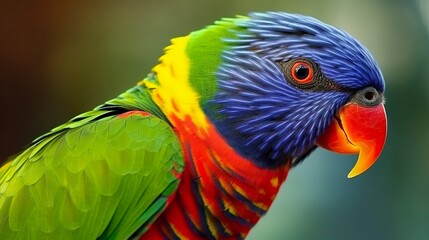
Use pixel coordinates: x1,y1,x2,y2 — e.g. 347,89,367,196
143,115,290,239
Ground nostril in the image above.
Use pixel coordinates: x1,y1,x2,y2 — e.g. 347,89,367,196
364,91,375,101
351,87,383,106
361,88,380,105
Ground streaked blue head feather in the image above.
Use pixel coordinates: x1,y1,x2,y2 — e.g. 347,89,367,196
205,12,385,167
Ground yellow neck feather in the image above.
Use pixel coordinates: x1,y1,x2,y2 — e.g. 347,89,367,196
139,36,209,132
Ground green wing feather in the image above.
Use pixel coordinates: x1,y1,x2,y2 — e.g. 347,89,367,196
0,85,184,239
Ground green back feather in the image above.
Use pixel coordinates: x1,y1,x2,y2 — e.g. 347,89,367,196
0,85,184,239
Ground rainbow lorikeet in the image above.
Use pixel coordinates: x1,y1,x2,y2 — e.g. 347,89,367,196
0,12,387,239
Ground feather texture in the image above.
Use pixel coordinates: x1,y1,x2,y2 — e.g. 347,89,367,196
0,97,184,239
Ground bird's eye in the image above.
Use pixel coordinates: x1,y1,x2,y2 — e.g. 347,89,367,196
291,61,314,84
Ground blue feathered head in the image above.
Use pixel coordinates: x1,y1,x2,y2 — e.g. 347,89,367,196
200,12,386,175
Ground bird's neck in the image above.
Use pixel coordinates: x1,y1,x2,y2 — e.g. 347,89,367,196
140,33,290,239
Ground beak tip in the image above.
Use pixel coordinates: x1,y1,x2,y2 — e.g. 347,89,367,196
347,171,360,179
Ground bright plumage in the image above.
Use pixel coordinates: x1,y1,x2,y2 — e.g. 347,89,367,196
0,12,387,239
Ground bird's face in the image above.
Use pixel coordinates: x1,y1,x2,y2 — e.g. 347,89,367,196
207,12,387,177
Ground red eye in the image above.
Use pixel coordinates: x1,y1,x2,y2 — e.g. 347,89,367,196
291,61,314,84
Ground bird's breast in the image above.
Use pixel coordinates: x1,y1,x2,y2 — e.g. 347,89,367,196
143,114,290,239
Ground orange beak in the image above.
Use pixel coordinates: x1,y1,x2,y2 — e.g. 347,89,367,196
316,103,387,178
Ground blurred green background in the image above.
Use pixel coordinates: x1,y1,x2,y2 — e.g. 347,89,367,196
1,0,428,239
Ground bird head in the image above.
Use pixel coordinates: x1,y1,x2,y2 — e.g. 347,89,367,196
170,12,387,178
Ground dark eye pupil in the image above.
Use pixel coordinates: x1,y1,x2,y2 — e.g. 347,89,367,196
295,65,309,79
364,92,375,101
